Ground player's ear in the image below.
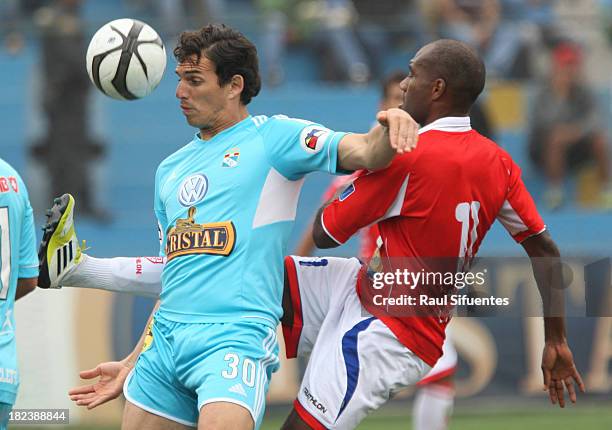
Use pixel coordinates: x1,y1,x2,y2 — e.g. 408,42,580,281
228,74,245,101
431,78,446,101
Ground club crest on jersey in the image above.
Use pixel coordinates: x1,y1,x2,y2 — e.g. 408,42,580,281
178,173,208,207
222,148,240,168
165,207,236,260
300,125,330,154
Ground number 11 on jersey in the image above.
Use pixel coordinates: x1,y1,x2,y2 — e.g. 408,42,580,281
455,201,480,271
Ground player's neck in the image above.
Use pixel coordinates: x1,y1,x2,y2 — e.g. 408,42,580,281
199,107,249,141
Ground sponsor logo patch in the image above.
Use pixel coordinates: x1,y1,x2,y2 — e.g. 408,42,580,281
9,178,18,193
178,173,208,207
141,320,154,353
303,387,327,414
0,177,17,193
298,258,329,267
300,125,330,154
222,148,240,168
145,257,165,264
339,183,355,201
165,207,236,260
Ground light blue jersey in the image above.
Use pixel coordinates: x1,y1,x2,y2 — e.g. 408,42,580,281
154,115,347,327
0,159,38,406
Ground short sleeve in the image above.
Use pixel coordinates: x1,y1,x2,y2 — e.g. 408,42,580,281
496,157,546,243
18,182,38,279
154,166,169,257
262,116,348,180
322,157,411,245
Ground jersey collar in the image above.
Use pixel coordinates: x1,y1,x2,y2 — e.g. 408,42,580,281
194,115,253,143
418,116,472,134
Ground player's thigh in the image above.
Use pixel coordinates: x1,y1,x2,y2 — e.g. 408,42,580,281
295,298,431,429
198,401,253,430
177,322,280,430
283,256,361,358
123,317,199,426
122,400,193,430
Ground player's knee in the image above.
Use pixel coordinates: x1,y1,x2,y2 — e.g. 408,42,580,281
198,402,254,430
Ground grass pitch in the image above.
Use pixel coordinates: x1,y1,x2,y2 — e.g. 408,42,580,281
22,403,612,429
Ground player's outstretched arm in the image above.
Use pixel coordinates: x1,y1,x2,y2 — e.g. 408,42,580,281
337,108,418,171
521,231,585,408
69,301,160,409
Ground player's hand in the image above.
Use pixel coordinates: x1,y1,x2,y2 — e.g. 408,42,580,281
541,340,585,408
376,108,419,154
68,360,132,409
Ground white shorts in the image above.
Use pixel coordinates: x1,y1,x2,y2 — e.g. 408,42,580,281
282,256,432,430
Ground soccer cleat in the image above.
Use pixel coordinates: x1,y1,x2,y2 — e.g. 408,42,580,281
38,194,85,289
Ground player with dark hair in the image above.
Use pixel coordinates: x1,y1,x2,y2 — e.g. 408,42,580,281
297,68,460,430
41,38,582,429
38,23,418,430
279,38,584,429
0,158,38,429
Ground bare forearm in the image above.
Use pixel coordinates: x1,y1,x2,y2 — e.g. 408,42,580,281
363,125,396,170
338,128,394,171
522,232,566,341
337,109,419,171
544,317,566,342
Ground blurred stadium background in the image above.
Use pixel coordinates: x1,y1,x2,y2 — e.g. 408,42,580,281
1,0,612,428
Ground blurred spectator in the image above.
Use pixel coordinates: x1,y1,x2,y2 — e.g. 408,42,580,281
434,0,531,78
256,0,373,84
150,0,225,37
470,101,495,141
309,0,372,83
31,0,109,221
1,0,24,54
528,42,611,210
379,70,405,110
353,0,434,53
256,0,293,86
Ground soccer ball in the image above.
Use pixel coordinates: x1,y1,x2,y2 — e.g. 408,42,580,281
86,18,167,100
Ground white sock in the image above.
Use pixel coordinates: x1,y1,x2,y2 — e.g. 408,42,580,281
63,255,163,298
413,384,454,430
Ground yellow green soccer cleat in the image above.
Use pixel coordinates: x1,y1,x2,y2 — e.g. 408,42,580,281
38,194,85,289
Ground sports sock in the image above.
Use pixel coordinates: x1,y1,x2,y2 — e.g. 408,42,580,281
63,255,163,298
413,384,454,430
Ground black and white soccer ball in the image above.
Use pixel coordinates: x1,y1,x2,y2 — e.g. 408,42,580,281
86,18,166,100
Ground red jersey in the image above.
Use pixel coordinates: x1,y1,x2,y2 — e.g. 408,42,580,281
322,173,380,259
321,116,545,366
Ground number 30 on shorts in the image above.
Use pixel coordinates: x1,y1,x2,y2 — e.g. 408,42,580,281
221,353,256,387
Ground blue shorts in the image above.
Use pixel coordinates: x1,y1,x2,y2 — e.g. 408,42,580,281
124,314,279,428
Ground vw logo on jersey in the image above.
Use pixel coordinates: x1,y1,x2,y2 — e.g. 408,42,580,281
178,173,209,207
